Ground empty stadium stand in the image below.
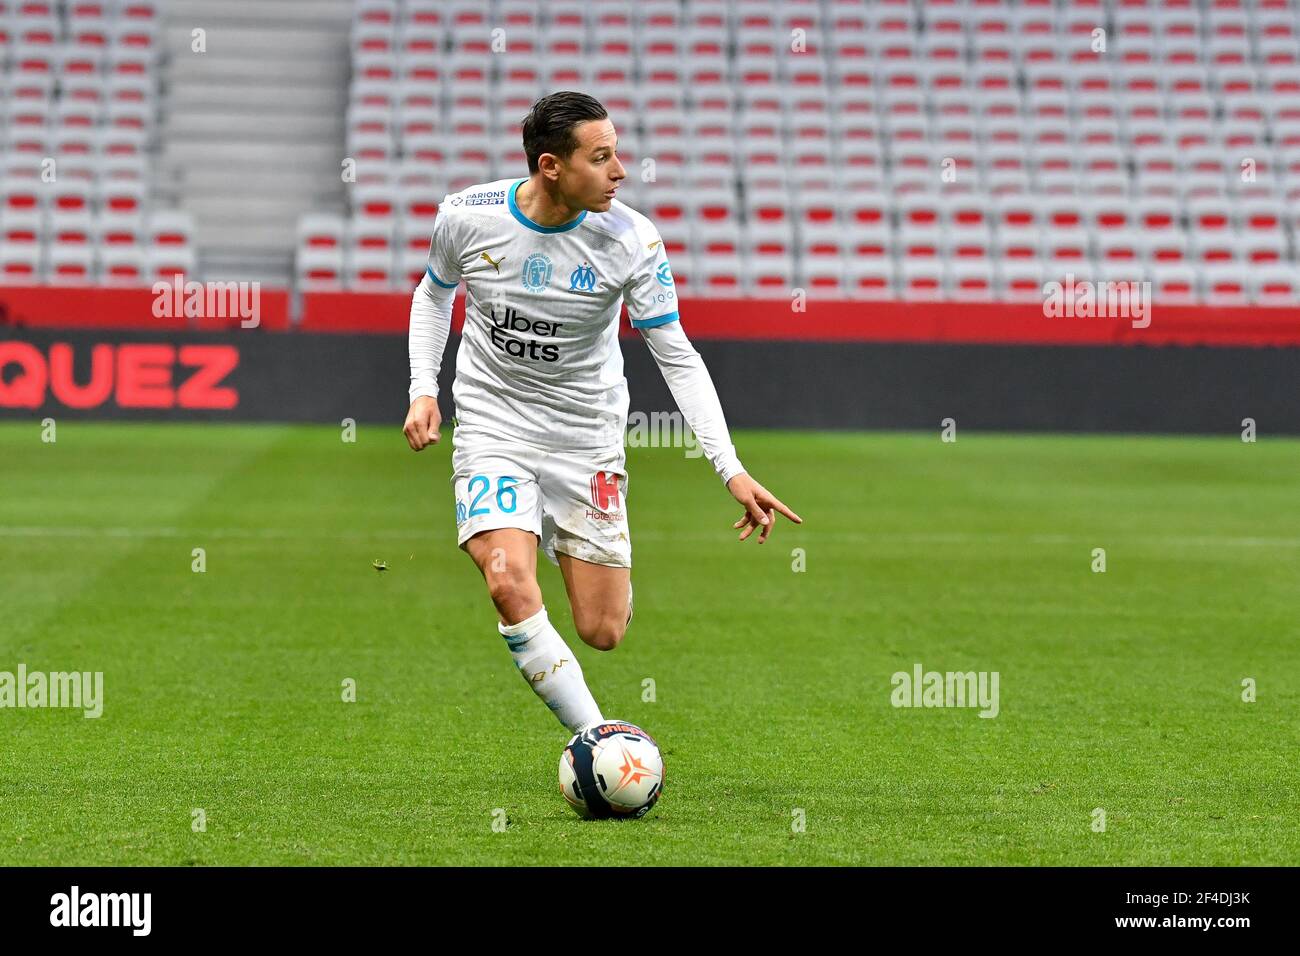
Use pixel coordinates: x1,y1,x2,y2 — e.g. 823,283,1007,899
294,0,1300,304
158,0,353,285
0,0,197,285
5,0,1300,307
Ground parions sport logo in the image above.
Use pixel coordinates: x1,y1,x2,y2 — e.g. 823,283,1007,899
461,188,506,206
485,305,563,362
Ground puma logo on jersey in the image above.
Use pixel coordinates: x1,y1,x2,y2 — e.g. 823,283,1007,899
480,251,505,273
647,240,661,251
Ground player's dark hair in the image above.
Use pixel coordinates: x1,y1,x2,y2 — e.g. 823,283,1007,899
521,91,609,174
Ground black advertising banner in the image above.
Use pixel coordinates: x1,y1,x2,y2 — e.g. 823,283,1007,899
0,329,421,425
1,328,1298,433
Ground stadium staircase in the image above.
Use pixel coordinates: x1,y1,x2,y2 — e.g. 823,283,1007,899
157,0,353,285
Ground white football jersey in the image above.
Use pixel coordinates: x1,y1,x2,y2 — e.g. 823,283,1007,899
427,177,679,450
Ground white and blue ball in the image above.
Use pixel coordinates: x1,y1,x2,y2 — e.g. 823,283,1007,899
558,720,664,819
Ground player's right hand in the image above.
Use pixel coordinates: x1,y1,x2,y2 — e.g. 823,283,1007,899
403,395,442,451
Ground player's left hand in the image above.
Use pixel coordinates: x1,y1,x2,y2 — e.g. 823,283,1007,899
726,473,802,544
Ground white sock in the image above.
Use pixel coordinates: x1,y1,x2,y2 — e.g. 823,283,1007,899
499,605,603,734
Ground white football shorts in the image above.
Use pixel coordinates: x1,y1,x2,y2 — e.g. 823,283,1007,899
450,427,632,568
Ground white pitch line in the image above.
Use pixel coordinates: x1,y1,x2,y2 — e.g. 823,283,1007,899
0,527,1298,549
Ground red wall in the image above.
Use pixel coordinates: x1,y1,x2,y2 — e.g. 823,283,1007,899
4,285,1300,347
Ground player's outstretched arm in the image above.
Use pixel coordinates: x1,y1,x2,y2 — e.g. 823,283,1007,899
637,319,802,543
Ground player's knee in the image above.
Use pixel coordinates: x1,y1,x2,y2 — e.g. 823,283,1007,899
485,565,538,621
577,615,626,652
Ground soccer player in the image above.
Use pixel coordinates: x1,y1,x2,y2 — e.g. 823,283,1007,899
403,91,801,735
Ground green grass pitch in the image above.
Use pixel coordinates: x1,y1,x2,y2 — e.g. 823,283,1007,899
1,421,1296,865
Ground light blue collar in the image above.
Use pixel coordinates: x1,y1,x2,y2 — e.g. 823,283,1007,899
508,178,586,234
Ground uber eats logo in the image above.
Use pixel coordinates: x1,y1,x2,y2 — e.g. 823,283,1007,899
487,306,563,362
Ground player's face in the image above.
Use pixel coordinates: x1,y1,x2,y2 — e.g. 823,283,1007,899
559,119,626,212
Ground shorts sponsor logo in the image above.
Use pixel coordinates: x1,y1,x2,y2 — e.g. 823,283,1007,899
590,470,621,512
521,252,553,292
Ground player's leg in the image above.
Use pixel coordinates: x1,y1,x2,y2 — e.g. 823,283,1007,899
452,436,604,733
537,448,634,652
459,524,604,735
462,527,542,624
556,554,630,651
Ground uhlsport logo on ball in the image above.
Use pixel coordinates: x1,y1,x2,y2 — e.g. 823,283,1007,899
558,721,664,820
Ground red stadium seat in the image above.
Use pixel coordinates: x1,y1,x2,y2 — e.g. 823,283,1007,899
996,261,1044,303
0,243,42,281
99,244,146,287
847,259,897,300
147,211,194,249
900,258,944,301
146,245,195,284
297,248,345,292
1249,264,1300,304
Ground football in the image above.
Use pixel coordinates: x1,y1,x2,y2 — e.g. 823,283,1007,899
558,721,664,820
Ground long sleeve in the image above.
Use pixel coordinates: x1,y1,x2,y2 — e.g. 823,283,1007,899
638,319,746,485
408,270,455,402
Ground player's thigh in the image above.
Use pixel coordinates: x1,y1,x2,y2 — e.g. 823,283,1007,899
557,552,630,646
463,526,540,587
452,437,547,617
553,554,629,621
